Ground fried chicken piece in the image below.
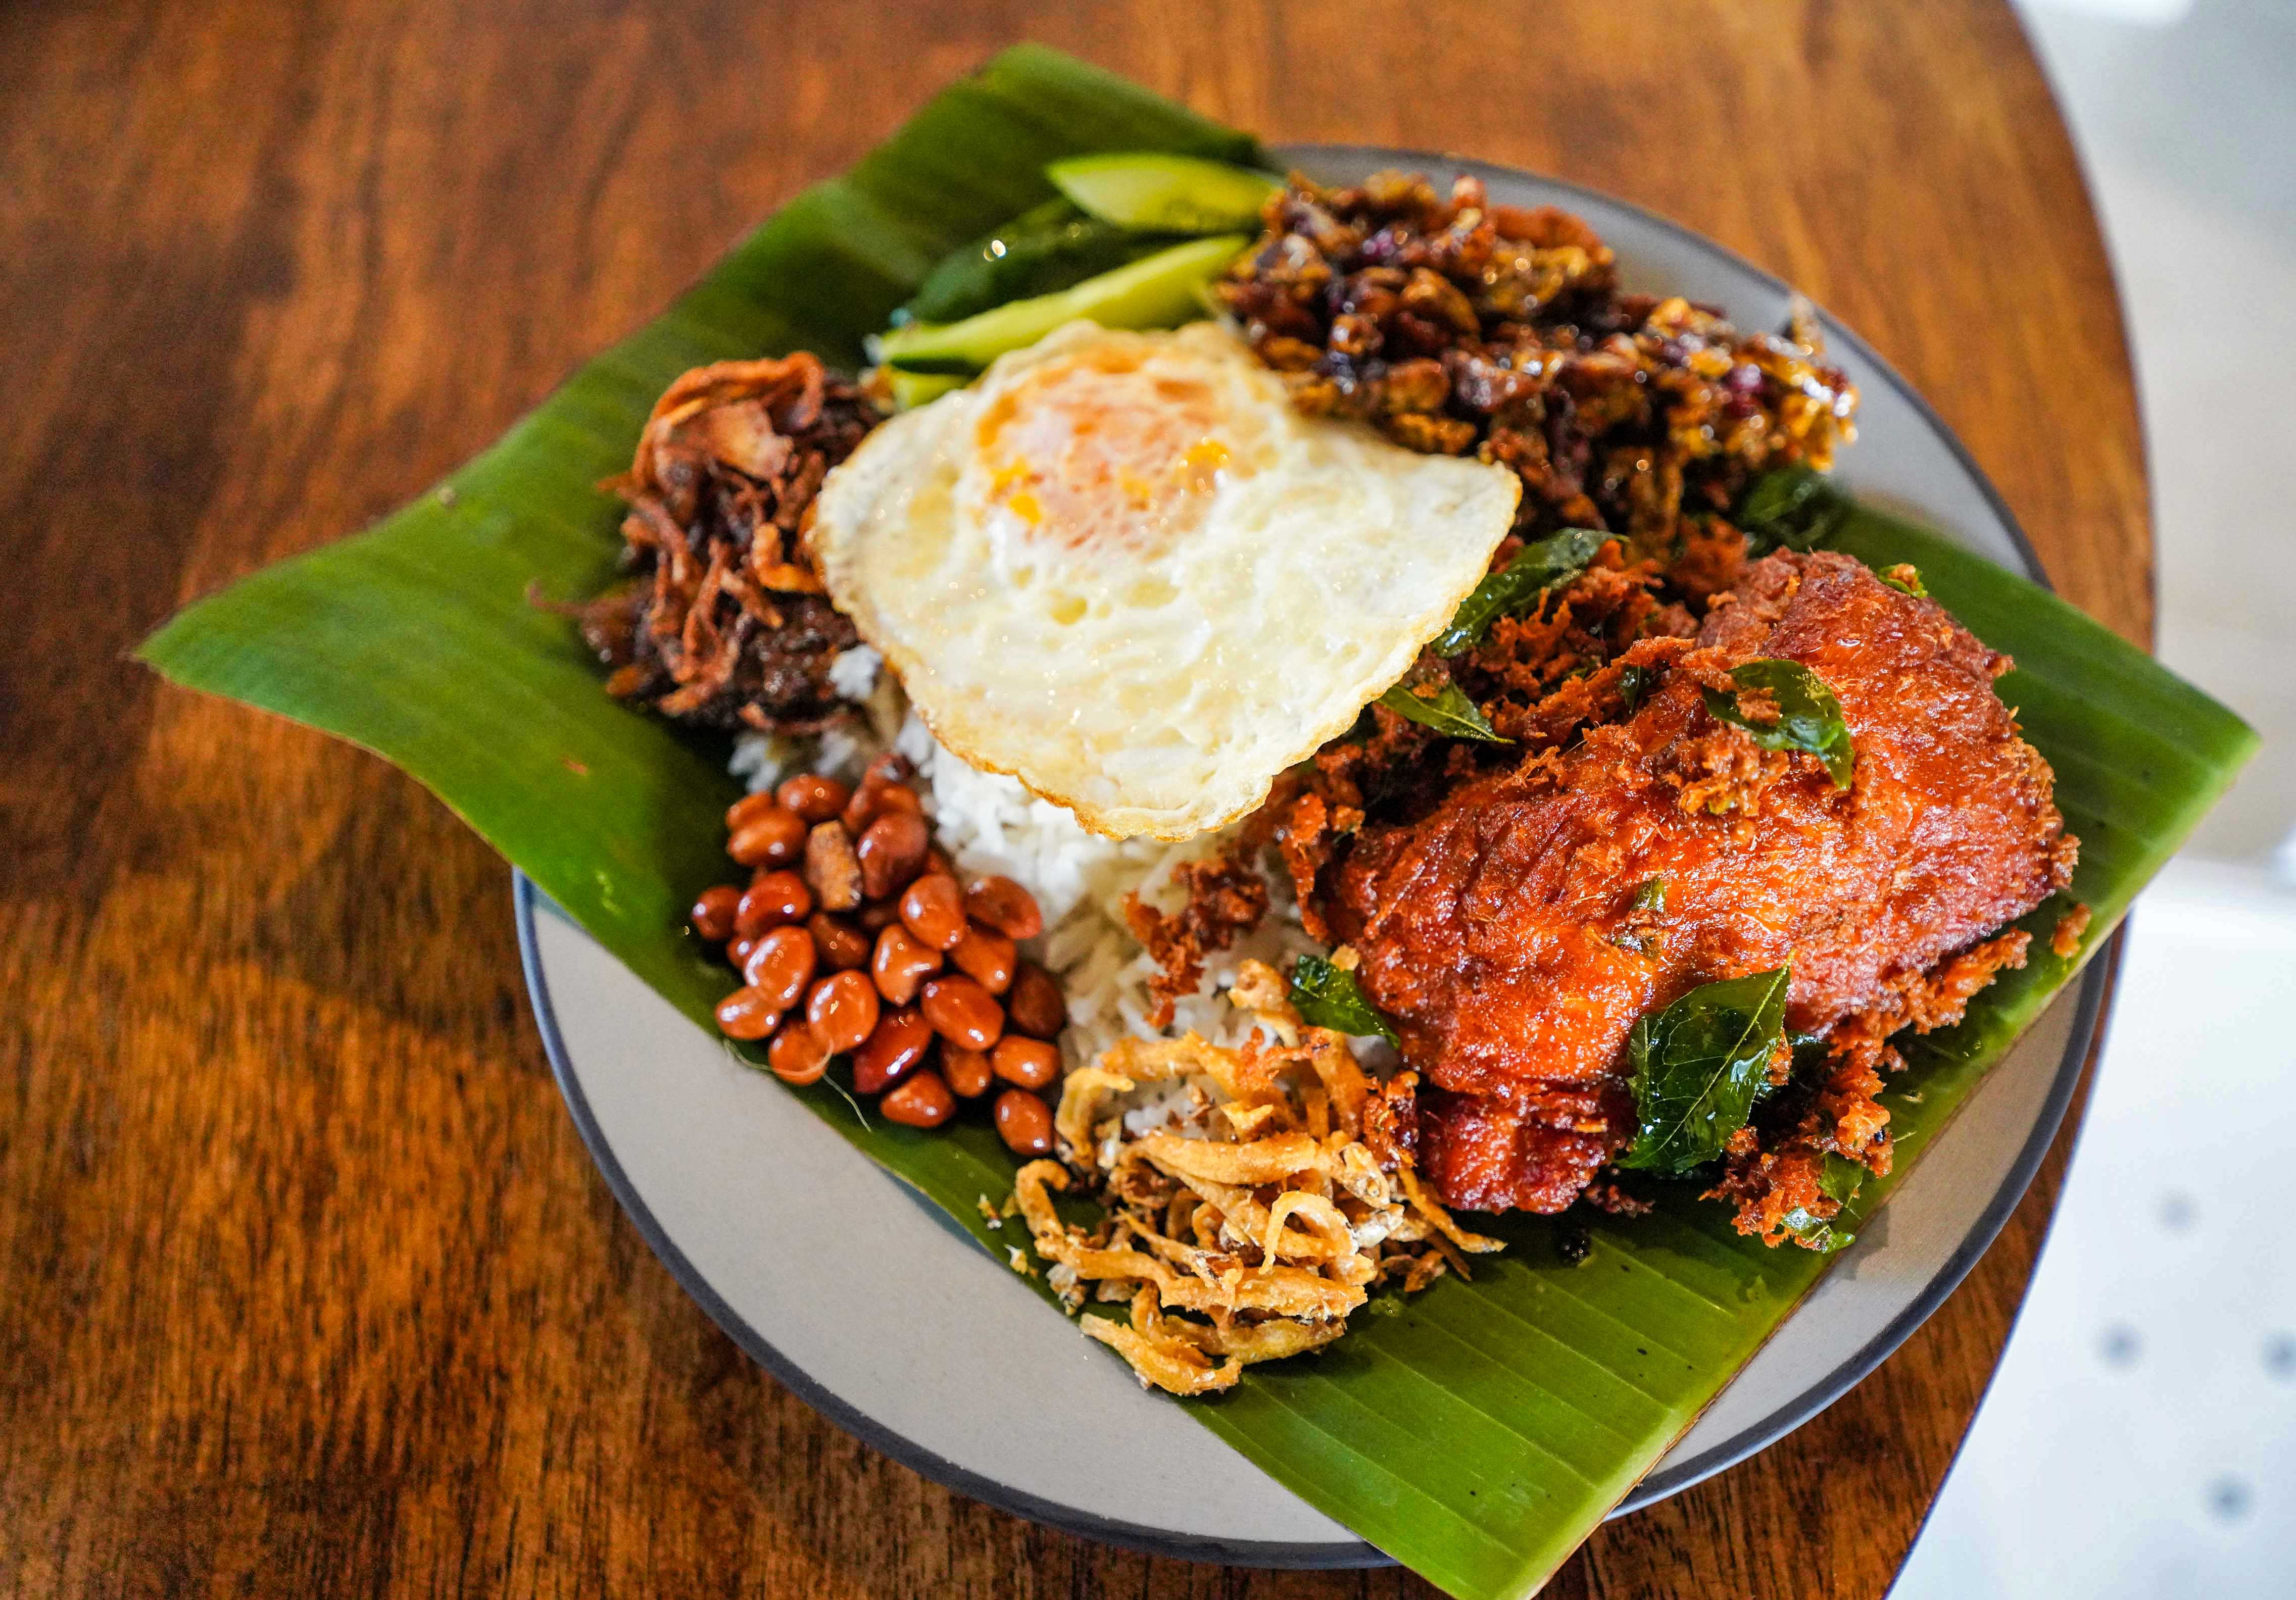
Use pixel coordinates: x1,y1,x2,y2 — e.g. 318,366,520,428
1329,552,2076,1215
1263,556,1697,930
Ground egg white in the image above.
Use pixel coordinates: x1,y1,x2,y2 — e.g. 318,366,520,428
811,321,1520,840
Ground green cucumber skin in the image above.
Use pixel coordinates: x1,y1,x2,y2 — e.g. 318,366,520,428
886,370,965,411
881,233,1248,374
904,198,1173,325
1047,152,1280,232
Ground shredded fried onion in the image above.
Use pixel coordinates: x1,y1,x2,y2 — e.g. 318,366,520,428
1010,961,1501,1395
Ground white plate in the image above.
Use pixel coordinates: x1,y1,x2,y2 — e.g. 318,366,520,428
516,147,2114,1567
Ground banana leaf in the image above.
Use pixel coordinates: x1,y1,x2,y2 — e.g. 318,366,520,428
137,43,2256,1600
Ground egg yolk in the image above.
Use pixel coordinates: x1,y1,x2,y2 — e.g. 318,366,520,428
972,343,1252,550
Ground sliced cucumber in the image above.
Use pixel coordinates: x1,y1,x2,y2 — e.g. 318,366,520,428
1046,152,1280,233
888,370,967,411
904,198,1168,325
880,233,1247,375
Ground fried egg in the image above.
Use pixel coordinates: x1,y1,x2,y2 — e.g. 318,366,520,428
811,321,1520,839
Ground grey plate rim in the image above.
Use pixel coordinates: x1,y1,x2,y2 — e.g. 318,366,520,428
515,142,2119,1567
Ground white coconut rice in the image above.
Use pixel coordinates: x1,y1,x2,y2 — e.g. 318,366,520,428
729,654,1332,1073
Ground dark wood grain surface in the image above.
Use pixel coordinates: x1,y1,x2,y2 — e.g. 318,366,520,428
0,2,2147,1595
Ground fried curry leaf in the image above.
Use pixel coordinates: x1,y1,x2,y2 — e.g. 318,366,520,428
1779,1214,1853,1253
1736,464,1851,553
1288,954,1399,1043
1620,965,1791,1175
1779,1154,1870,1251
1617,661,1657,715
1611,876,1669,955
1820,1152,1867,1204
1702,659,1855,788
1431,527,1607,656
880,353,988,376
1786,1030,1836,1079
1378,680,1507,742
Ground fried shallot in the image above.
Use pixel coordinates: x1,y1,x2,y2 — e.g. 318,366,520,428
1012,961,1498,1396
573,353,881,732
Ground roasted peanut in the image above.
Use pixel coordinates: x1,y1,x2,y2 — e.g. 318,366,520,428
737,870,813,936
880,1071,957,1128
690,884,741,943
856,809,930,901
993,1088,1055,1156
714,987,779,1041
806,969,881,1055
848,785,920,836
727,806,806,868
963,875,1044,940
776,773,850,824
807,911,871,972
990,1034,1060,1091
871,921,943,1006
920,974,1003,1051
840,760,916,832
725,791,780,833
899,873,967,951
851,1007,934,1094
743,925,817,1011
767,1022,831,1085
941,1044,994,1098
950,923,1016,994
839,786,879,835
1006,961,1067,1039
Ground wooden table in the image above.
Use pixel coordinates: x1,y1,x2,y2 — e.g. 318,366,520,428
0,2,2148,1595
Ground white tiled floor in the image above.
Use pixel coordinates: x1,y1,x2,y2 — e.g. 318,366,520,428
1893,1,2296,1594
1898,862,2296,1596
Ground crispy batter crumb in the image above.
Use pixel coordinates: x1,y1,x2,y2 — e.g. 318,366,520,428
1706,1135,1838,1248
1664,727,1796,817
1709,926,2039,1246
1580,1181,1654,1218
1671,518,1751,605
2051,902,2092,959
1123,847,1273,1027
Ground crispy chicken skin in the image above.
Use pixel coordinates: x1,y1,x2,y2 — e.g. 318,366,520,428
1330,552,2076,1214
